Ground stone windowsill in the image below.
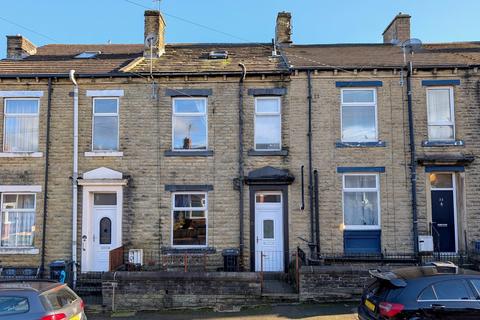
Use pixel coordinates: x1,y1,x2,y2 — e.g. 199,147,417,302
0,152,43,158
164,150,214,157
335,141,386,148
0,247,39,255
422,140,465,147
248,149,289,156
84,151,124,157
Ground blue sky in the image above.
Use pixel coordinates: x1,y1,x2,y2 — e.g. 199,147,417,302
1,0,479,58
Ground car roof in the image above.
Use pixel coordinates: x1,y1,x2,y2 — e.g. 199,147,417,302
393,265,480,280
0,281,62,293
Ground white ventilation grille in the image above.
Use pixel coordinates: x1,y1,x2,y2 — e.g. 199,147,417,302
128,249,143,265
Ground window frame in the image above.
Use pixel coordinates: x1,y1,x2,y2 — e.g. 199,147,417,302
342,173,381,230
254,96,282,151
3,98,40,153
0,193,36,248
426,86,455,141
91,97,120,152
171,97,208,151
170,191,208,248
340,88,378,143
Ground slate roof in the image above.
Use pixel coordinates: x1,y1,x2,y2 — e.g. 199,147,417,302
282,42,480,69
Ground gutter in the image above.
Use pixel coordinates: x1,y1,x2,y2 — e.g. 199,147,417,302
40,78,53,277
238,63,247,269
406,61,419,256
69,70,79,287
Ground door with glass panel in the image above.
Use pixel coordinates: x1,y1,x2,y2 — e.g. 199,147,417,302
254,192,283,272
91,193,117,272
430,173,457,253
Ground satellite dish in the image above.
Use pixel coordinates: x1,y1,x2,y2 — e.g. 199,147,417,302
402,38,423,54
145,33,157,48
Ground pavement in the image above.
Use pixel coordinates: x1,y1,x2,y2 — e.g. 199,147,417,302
86,303,358,319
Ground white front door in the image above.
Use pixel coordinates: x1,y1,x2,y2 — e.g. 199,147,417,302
254,192,284,272
92,206,117,272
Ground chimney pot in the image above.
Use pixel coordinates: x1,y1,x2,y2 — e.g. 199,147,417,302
382,13,411,44
144,10,166,58
6,35,37,60
275,12,292,45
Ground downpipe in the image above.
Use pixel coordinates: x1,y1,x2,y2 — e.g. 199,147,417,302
307,70,315,258
69,70,79,287
238,63,246,269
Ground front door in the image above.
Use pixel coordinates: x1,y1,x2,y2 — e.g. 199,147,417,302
430,173,457,253
92,206,117,271
254,192,284,272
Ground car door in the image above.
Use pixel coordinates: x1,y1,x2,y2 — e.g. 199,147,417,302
418,279,480,319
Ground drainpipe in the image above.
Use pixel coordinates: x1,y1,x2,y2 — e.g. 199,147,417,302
406,62,419,256
307,70,315,258
314,170,320,255
40,78,53,278
69,70,79,287
238,64,246,269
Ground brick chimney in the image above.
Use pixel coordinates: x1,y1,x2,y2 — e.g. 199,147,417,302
275,12,292,45
144,10,166,58
383,13,411,44
6,35,37,59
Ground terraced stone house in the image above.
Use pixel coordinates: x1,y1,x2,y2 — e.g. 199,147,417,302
0,10,479,280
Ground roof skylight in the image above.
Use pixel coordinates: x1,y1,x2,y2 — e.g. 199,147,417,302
75,51,101,59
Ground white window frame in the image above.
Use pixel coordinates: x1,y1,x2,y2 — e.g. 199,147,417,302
342,173,381,230
254,96,282,151
0,193,36,248
3,98,40,153
340,88,378,142
171,192,208,248
172,97,208,151
91,97,120,152
426,86,455,141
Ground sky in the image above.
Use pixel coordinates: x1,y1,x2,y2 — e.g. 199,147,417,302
0,0,479,59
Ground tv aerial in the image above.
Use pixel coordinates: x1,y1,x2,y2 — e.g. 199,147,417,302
145,33,157,49
401,38,422,65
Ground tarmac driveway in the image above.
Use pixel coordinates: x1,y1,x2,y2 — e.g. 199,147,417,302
87,303,358,319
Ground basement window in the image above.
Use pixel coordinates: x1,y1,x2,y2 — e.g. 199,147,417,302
75,51,101,59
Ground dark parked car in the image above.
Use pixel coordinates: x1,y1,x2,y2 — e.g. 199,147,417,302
0,280,86,319
358,262,480,319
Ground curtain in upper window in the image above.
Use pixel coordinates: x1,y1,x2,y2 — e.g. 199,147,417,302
255,97,281,151
4,99,39,152
341,89,377,142
427,88,454,141
172,98,207,150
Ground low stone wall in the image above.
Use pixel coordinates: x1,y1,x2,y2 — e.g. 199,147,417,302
299,265,382,302
102,271,261,311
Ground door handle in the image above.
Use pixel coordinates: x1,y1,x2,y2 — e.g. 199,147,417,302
81,235,87,251
256,236,259,243
93,234,96,242
431,304,445,310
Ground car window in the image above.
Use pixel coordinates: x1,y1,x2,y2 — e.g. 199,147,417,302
418,285,437,300
42,287,78,311
433,280,472,300
469,279,480,296
0,296,29,316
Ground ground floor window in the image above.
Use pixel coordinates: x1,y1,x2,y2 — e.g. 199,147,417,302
0,194,36,247
172,193,207,246
342,174,380,229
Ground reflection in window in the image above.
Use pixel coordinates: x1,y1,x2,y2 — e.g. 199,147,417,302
433,280,471,300
1,194,35,247
343,174,380,228
255,97,281,150
92,98,119,151
429,173,453,189
341,89,377,142
99,217,112,244
172,98,207,150
0,296,29,315
94,193,117,206
172,193,207,246
4,99,39,152
256,194,281,203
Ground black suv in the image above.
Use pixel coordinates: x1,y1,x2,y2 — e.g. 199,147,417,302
358,262,480,319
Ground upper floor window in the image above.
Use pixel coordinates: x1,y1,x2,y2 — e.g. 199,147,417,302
342,174,380,229
1,193,36,248
427,87,455,141
92,98,119,151
172,193,207,247
172,98,207,151
341,89,377,142
3,99,39,152
254,97,281,151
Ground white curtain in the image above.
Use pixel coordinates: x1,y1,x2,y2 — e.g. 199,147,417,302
4,100,39,152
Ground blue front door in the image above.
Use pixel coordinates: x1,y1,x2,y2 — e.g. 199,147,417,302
431,189,456,252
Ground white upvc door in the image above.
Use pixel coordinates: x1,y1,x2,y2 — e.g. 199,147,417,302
91,206,117,272
254,193,284,272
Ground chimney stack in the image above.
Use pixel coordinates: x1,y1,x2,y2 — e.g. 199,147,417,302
275,12,292,45
383,13,411,44
6,35,37,59
144,10,166,58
